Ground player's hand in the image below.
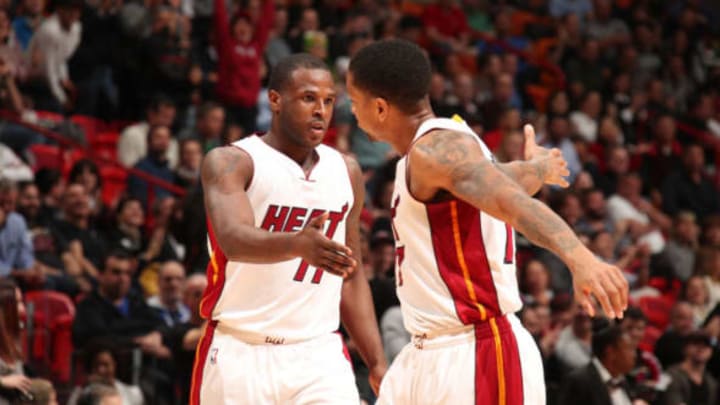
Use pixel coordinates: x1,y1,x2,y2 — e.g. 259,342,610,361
571,258,628,319
295,212,356,278
369,363,387,395
523,124,570,188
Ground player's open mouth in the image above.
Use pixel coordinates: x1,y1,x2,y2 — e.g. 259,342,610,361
310,122,325,135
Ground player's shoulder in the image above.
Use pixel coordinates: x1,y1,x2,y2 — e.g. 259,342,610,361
201,145,254,186
411,128,481,163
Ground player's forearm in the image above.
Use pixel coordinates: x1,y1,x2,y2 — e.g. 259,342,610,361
496,160,544,196
214,223,301,264
503,190,594,271
340,275,387,370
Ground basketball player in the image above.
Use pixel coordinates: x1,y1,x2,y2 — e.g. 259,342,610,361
346,39,629,404
190,54,387,404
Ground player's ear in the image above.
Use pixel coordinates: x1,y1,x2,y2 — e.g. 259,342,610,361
375,97,389,122
268,89,281,114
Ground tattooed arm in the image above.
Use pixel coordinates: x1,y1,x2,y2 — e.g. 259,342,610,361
409,130,628,318
201,146,355,276
496,125,569,195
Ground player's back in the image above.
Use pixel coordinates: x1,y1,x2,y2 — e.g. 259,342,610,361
200,135,354,342
392,117,523,336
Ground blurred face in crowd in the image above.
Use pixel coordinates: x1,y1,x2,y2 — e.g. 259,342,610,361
675,213,699,244
591,232,615,260
371,238,395,276
548,116,570,142
683,145,705,175
63,183,90,221
23,0,45,16
598,117,621,146
499,131,523,162
148,126,172,158
199,107,225,139
0,10,10,41
75,166,99,194
184,275,208,321
584,190,607,220
453,73,474,105
147,103,176,127
271,67,336,148
685,340,713,366
118,199,144,228
583,40,599,62
300,8,318,31
693,95,714,121
685,276,709,306
57,5,81,30
493,73,514,103
101,256,133,301
606,333,637,376
594,0,611,21
703,221,720,247
429,73,445,102
559,194,581,225
92,351,117,383
180,140,203,171
582,92,602,118
617,174,641,199
274,8,288,33
159,261,185,306
607,147,629,175
0,186,17,214
549,92,569,115
523,260,549,294
18,185,41,221
572,305,593,337
671,302,695,335
654,115,676,144
232,15,253,44
621,317,646,348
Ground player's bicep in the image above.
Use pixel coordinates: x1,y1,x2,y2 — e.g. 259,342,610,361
343,154,365,275
201,147,256,238
411,130,521,220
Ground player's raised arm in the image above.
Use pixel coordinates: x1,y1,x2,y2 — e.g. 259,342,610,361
409,130,629,318
201,146,355,276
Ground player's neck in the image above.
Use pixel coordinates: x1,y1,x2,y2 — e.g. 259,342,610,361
393,106,436,155
262,130,317,169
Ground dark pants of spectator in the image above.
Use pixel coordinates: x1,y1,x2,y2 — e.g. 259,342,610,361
20,79,63,113
75,65,119,120
0,122,47,159
225,105,258,135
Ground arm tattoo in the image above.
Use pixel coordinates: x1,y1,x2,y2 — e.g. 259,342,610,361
509,192,580,252
203,148,243,187
415,131,470,165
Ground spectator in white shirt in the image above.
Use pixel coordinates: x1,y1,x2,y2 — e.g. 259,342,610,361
26,0,81,111
118,94,179,168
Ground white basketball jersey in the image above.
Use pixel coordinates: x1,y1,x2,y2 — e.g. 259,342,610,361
392,117,522,336
199,135,354,341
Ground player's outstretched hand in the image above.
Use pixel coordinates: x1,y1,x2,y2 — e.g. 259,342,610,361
523,124,570,188
571,257,629,319
295,212,356,278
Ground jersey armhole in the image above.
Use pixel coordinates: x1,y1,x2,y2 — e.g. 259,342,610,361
229,144,256,192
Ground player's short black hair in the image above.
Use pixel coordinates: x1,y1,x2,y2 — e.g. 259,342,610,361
268,53,330,93
591,317,624,360
349,39,432,113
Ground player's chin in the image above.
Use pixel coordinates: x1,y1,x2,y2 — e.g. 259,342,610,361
305,128,326,145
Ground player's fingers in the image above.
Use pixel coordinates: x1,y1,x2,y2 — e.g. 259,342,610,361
523,124,536,159
591,280,615,319
578,295,595,317
601,275,624,319
322,249,356,269
609,267,630,312
307,212,328,230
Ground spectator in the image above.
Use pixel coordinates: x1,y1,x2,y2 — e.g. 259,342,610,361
619,307,663,402
663,332,717,405
213,0,273,134
420,0,471,58
655,301,696,368
127,125,176,204
541,114,581,182
33,169,64,224
72,250,168,358
25,0,82,112
662,144,720,219
174,138,202,189
51,183,106,283
576,188,614,236
597,146,630,196
607,172,669,254
639,113,683,192
685,275,714,328
0,279,31,405
178,101,224,151
519,259,554,306
658,211,699,282
103,197,145,258
147,260,189,328
554,304,593,372
570,91,603,143
380,305,409,364
549,0,592,23
585,0,630,59
17,379,57,405
11,0,45,51
0,181,38,287
118,94,179,169
66,341,143,405
74,383,122,405
68,159,105,221
559,318,636,405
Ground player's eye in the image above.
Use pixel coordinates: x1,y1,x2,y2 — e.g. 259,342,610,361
303,94,315,102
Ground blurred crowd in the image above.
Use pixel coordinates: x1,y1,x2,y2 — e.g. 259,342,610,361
0,0,720,403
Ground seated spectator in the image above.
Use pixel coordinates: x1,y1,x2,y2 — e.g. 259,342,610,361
639,113,683,192
147,260,189,328
66,341,143,405
700,215,720,248
103,197,145,258
11,0,45,51
118,94,178,168
576,188,615,237
570,91,602,143
72,250,169,359
662,144,720,219
420,0,472,58
127,125,176,204
655,301,696,368
554,304,593,372
33,169,64,225
699,249,720,309
174,138,202,189
619,307,663,402
596,146,630,197
380,306,409,364
663,332,717,405
17,379,57,405
657,211,699,282
558,318,636,405
74,383,122,405
685,275,714,328
541,114,581,183
178,101,225,151
24,0,82,112
607,172,669,254
0,182,39,287
51,183,106,287
519,259,554,306
68,160,106,222
0,143,33,182
0,279,31,404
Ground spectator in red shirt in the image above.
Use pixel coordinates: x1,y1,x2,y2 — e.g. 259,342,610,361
213,0,274,134
421,0,471,57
